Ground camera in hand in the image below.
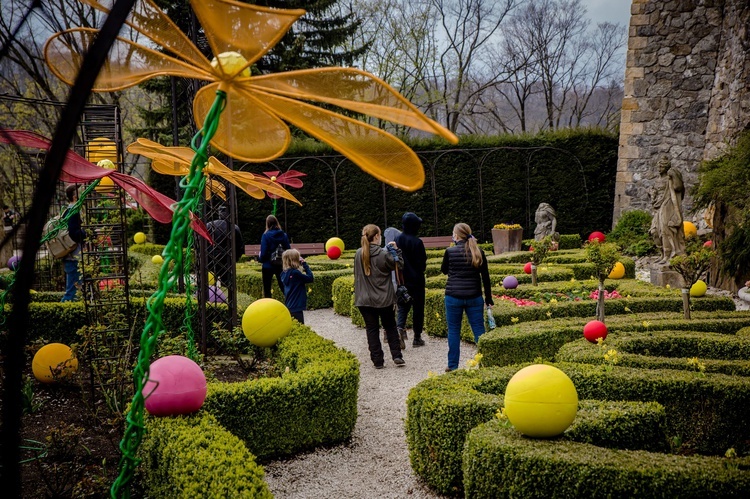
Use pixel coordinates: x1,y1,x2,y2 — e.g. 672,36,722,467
396,285,412,305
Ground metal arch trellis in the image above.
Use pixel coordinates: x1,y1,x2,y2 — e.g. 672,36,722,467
249,145,593,241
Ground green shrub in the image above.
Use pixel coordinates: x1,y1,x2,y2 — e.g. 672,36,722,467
332,275,355,316
140,412,271,498
202,322,359,459
236,267,350,308
463,419,750,498
128,243,166,256
608,209,656,256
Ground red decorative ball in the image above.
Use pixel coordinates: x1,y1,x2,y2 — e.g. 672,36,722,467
327,246,342,260
528,246,534,252
588,231,606,243
523,262,533,274
583,320,608,343
703,240,713,248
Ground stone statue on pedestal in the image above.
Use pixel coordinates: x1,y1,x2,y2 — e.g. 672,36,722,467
534,202,558,241
649,156,685,265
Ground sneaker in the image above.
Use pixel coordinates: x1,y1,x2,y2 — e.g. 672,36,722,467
394,358,406,367
412,338,425,347
374,364,385,369
398,328,407,350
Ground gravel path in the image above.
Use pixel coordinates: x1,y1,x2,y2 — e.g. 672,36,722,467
263,309,473,498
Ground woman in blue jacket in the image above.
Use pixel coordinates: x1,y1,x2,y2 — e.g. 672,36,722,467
259,215,290,298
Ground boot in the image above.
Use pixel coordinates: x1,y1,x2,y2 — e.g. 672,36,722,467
412,333,425,347
398,328,407,350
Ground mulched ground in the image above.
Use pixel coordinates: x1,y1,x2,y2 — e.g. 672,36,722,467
6,355,255,498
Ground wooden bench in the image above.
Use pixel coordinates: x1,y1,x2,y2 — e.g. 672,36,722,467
245,242,326,257
420,236,453,249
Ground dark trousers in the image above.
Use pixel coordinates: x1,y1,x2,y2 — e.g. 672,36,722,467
358,305,403,367
397,284,425,338
262,266,283,299
290,310,305,324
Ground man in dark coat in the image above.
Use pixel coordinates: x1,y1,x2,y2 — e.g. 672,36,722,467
395,212,427,347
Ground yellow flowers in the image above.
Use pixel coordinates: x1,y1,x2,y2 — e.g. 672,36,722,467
495,407,507,420
549,298,558,304
570,278,577,282
624,306,631,312
466,353,483,369
511,317,520,323
596,337,605,347
642,321,651,329
427,371,436,378
603,349,619,364
666,284,671,289
493,223,522,230
546,311,553,318
687,357,706,373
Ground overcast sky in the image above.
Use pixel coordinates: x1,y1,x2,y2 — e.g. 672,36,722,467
585,0,631,29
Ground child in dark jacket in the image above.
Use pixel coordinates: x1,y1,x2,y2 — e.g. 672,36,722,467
280,249,314,324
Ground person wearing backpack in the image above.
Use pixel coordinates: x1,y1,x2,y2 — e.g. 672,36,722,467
280,248,314,323
61,185,86,302
259,215,290,298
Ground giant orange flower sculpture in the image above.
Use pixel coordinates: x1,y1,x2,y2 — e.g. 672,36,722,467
44,0,458,192
127,138,301,203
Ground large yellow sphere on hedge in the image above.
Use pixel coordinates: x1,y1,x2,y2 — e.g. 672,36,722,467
133,232,146,244
242,298,292,347
325,237,345,252
608,262,626,279
683,221,698,239
504,364,578,438
690,279,707,297
32,343,78,383
151,254,164,264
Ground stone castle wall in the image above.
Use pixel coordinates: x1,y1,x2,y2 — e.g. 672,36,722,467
614,0,750,225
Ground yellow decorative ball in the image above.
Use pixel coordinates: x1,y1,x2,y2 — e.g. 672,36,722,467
504,364,578,438
32,343,78,383
683,221,698,239
134,232,146,244
242,298,292,347
608,262,626,279
210,51,250,77
152,254,164,264
325,237,345,252
690,279,707,297
87,137,117,164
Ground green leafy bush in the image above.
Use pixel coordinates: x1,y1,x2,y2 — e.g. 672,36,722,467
608,209,655,256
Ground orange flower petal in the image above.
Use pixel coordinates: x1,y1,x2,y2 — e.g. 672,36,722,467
127,139,195,176
251,68,458,144
208,158,301,204
251,91,426,191
194,83,291,162
191,0,305,67
45,29,212,91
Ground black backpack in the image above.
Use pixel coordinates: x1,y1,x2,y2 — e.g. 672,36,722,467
270,244,284,266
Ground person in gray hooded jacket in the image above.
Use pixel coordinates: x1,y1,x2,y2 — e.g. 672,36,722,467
354,224,406,369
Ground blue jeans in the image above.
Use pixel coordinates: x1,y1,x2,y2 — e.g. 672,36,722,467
61,259,80,302
444,294,485,370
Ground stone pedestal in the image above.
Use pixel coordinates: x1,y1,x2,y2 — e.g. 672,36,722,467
492,229,523,254
650,267,685,288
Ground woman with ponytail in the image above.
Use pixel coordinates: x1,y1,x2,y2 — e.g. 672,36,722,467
354,224,406,369
441,223,494,371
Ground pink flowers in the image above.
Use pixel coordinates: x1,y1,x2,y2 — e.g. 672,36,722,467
589,289,623,300
497,295,540,307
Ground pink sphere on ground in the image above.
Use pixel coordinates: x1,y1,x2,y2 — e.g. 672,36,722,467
503,275,519,289
7,255,20,271
583,320,608,343
327,246,342,259
207,285,227,304
588,231,606,243
523,262,533,274
143,355,207,417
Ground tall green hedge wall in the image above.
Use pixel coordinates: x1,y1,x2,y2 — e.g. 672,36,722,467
149,130,617,247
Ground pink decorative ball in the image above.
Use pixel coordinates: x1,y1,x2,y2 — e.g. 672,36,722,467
7,255,20,271
523,262,533,274
703,240,713,248
503,275,519,289
588,231,606,243
207,285,227,304
327,246,342,260
583,320,608,343
143,355,207,417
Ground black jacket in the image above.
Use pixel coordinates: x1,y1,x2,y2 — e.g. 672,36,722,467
206,219,244,261
395,213,427,286
441,241,494,305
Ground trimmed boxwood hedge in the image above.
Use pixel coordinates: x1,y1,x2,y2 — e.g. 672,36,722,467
407,363,750,496
557,331,750,376
479,312,750,368
236,266,351,308
463,419,750,499
202,321,359,459
140,412,271,498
